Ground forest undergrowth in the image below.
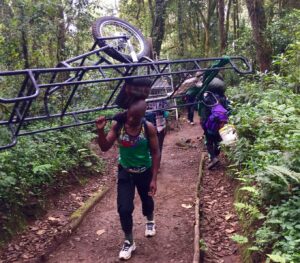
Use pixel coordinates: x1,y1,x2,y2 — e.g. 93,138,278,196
225,31,300,263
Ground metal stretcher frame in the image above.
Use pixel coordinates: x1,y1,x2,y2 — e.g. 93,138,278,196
0,39,253,150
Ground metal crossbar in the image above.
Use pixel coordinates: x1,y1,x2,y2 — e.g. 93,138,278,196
0,40,252,150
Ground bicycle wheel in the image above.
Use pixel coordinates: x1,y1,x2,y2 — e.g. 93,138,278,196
92,16,150,63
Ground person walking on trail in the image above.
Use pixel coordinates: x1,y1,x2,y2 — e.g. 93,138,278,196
96,100,160,260
145,100,169,160
184,93,196,125
198,76,230,169
175,72,203,125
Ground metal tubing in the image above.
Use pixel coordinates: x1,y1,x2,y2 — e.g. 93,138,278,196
0,72,40,103
96,35,129,41
0,105,118,125
0,50,252,150
37,66,233,89
64,46,108,64
0,56,252,76
17,100,198,137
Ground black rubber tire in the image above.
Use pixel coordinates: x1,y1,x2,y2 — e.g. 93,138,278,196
92,16,150,63
207,77,226,95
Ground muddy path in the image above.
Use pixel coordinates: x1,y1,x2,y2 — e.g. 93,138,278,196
47,119,203,263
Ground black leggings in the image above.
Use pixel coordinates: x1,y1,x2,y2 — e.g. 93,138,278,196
187,105,194,122
201,123,222,159
117,166,154,235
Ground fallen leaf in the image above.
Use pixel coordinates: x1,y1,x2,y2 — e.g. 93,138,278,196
225,228,235,234
181,203,193,209
22,253,32,259
37,229,46,235
48,216,60,222
14,245,20,250
96,229,106,236
225,214,233,221
48,216,62,226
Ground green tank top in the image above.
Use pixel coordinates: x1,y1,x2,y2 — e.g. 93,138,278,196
118,122,152,170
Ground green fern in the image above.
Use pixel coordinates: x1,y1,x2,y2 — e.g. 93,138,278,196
265,165,300,184
239,186,260,196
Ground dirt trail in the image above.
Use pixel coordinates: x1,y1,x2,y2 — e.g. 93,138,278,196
200,155,241,263
47,119,203,263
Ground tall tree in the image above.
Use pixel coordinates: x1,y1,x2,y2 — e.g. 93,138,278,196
197,0,217,56
56,2,67,63
151,0,169,56
225,0,232,43
177,0,185,56
218,0,226,54
245,0,272,71
232,0,239,39
18,3,30,68
148,0,155,30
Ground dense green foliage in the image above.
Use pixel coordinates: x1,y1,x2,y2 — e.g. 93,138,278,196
0,126,103,243
0,0,113,70
0,0,117,242
226,27,300,262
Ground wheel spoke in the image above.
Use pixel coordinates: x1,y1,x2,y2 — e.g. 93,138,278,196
99,21,144,56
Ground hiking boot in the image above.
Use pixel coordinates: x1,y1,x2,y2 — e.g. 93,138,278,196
119,240,136,260
207,157,219,170
145,221,156,237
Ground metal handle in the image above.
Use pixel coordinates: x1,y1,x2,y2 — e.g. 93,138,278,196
0,125,17,150
229,56,253,74
0,71,40,103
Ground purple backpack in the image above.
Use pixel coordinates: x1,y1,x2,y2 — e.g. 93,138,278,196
205,103,228,134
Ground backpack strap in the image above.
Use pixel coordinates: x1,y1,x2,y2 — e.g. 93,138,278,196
142,118,150,142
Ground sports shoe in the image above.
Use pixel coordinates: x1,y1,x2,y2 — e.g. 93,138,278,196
207,157,219,170
119,240,136,260
145,221,156,237
190,122,195,125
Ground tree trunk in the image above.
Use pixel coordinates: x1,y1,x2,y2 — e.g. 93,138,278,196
177,0,184,56
148,0,155,30
151,0,169,57
236,0,240,37
218,0,226,54
232,0,237,39
198,0,217,56
225,0,232,43
19,4,30,68
56,3,66,63
245,0,272,72
136,0,144,20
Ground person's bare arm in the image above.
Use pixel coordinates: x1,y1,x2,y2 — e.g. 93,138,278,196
146,121,160,196
174,73,203,95
96,116,118,152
